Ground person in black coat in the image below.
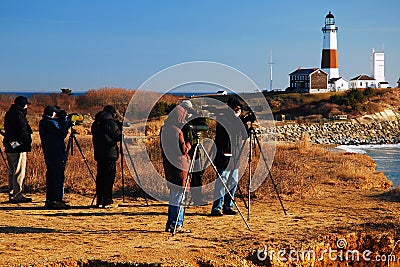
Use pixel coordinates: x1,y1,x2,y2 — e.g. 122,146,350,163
211,97,247,216
91,105,122,208
3,96,33,203
39,105,70,209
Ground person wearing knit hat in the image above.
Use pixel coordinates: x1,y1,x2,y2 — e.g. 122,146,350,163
211,96,247,216
39,105,70,209
161,105,192,233
103,105,117,116
226,97,243,109
180,100,193,110
14,96,31,108
3,96,33,203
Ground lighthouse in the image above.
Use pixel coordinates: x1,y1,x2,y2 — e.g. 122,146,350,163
321,11,339,79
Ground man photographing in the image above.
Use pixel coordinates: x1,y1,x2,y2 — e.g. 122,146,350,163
39,105,70,209
211,97,247,216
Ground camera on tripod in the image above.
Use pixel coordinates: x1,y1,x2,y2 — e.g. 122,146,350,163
67,113,84,126
241,105,263,124
185,123,208,140
187,123,208,132
53,108,84,127
241,111,256,123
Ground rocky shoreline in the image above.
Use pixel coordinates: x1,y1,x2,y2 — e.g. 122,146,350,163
274,120,400,145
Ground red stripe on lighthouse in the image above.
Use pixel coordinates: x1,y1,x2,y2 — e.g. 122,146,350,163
321,49,338,69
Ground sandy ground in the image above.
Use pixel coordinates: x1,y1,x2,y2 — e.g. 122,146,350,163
0,181,399,267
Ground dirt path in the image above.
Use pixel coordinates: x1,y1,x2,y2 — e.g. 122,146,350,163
0,182,399,267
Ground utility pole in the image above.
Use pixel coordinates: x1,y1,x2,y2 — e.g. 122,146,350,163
269,48,274,92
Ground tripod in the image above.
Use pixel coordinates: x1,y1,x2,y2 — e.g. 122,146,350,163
244,122,287,219
222,121,287,220
121,138,149,206
172,131,251,235
0,131,9,170
65,126,97,205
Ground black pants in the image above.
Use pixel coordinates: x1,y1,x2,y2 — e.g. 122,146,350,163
45,160,66,202
96,160,116,205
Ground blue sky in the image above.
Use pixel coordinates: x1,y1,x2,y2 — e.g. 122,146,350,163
0,0,399,92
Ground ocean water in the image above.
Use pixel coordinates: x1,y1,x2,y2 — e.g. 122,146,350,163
337,144,400,187
0,91,86,97
0,91,213,98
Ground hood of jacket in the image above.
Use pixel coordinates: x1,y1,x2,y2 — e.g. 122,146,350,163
164,105,187,127
10,103,27,116
95,110,115,122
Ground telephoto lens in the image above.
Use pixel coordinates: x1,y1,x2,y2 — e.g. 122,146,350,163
187,124,208,132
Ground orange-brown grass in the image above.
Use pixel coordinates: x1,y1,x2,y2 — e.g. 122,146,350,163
267,141,391,197
0,128,391,202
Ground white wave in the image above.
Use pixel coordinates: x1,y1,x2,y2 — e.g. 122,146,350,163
337,143,400,154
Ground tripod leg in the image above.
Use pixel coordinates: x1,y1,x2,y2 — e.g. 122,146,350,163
235,182,248,209
172,144,198,236
200,144,251,231
253,134,287,215
66,135,73,156
73,136,96,183
122,139,149,206
91,191,97,206
71,135,98,206
225,139,248,210
248,132,253,221
0,147,9,170
120,140,125,203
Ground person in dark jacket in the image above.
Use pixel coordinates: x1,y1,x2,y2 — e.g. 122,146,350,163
39,105,70,209
91,105,122,208
160,104,191,233
211,97,247,216
3,96,33,203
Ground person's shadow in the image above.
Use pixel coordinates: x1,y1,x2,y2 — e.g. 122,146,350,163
0,226,56,234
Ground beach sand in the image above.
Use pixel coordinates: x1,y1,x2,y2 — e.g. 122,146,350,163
0,181,399,266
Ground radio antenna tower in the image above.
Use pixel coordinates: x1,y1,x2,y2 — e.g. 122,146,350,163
269,48,274,92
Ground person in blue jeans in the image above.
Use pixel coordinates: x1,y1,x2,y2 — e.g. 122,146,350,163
39,106,70,209
161,104,192,233
211,97,247,216
212,169,239,215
